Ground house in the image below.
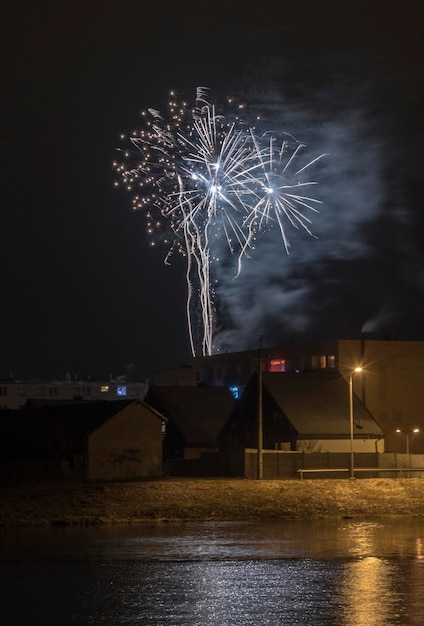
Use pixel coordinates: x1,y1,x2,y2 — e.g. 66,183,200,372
144,385,235,460
155,337,424,452
219,371,384,453
0,399,165,484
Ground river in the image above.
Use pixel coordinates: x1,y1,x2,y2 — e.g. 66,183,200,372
1,518,423,625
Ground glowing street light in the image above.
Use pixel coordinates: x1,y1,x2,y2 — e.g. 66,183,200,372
349,367,363,479
396,427,420,455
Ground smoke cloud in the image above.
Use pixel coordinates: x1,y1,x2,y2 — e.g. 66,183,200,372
211,53,422,352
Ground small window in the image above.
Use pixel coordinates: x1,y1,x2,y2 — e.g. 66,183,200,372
269,359,286,372
229,386,239,399
100,385,109,393
117,386,127,397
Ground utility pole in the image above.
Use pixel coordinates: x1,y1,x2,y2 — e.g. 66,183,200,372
258,335,264,480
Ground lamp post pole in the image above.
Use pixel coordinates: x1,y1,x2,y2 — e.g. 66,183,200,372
258,335,264,480
349,367,362,479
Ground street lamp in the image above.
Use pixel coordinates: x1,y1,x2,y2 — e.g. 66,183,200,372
396,428,420,454
349,367,363,479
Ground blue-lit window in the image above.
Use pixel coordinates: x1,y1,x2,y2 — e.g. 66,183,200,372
117,386,127,397
229,386,239,400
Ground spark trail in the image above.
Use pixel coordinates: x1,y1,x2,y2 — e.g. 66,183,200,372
114,87,325,356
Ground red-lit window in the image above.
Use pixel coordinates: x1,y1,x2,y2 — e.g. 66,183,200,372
269,359,286,372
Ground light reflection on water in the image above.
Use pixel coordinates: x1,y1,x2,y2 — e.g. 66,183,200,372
1,518,424,625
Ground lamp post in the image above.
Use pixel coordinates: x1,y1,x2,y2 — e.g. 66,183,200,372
349,367,362,479
396,428,420,455
258,335,264,480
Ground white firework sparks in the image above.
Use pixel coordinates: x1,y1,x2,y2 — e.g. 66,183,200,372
114,87,325,356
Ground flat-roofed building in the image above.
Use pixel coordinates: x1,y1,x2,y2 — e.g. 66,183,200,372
0,378,148,410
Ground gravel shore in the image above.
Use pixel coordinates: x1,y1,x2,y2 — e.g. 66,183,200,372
1,478,424,527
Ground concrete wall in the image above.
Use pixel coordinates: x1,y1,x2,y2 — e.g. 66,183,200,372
87,403,163,481
296,438,385,453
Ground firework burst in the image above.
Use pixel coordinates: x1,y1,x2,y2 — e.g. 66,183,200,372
114,87,325,356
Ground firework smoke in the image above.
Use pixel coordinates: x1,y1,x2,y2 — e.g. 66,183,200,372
212,60,391,351
114,87,325,356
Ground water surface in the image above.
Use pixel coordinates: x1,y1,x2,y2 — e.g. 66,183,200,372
1,518,423,625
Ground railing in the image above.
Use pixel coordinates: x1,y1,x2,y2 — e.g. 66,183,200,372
298,468,349,480
298,467,424,480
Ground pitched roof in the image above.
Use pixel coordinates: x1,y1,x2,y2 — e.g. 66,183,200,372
145,385,234,444
261,371,383,438
0,400,164,459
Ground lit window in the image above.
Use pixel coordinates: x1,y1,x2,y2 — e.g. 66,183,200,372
269,359,286,372
100,385,109,392
229,386,239,399
117,386,127,397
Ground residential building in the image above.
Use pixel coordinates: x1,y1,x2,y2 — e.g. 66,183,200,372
0,377,148,410
144,385,235,460
219,371,384,454
155,337,424,453
0,399,165,484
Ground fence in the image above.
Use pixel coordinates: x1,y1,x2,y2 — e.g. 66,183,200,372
243,450,424,480
168,450,424,479
8,451,422,484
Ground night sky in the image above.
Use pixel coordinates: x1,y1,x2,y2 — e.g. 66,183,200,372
2,0,423,381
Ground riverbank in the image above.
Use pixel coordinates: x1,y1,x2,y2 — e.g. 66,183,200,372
1,478,424,527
